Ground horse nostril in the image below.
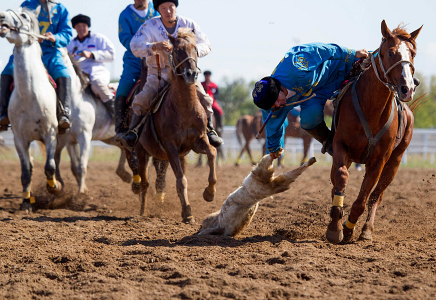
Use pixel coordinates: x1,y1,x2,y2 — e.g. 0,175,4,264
401,86,408,95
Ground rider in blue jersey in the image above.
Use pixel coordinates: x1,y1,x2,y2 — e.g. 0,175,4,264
115,0,158,138
252,42,369,158
0,0,73,132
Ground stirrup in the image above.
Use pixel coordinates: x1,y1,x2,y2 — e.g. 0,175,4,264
120,130,140,152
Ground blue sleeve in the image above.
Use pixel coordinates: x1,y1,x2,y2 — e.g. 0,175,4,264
53,6,72,48
263,107,291,153
118,12,133,51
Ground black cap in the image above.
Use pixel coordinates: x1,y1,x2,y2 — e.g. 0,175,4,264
252,77,281,110
153,0,178,11
72,14,91,28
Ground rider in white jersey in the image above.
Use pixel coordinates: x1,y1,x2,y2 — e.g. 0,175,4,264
119,0,223,150
67,14,116,116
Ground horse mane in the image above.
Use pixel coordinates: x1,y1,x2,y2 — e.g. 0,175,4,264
392,23,417,49
68,53,89,88
177,28,197,46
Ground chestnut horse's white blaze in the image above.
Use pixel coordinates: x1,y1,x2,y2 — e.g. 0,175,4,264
399,41,415,99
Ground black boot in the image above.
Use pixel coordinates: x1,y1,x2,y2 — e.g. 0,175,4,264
55,77,71,133
103,98,115,118
207,116,224,147
115,95,128,140
0,74,13,131
304,121,333,156
120,113,145,151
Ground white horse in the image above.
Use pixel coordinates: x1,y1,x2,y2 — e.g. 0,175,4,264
0,9,131,211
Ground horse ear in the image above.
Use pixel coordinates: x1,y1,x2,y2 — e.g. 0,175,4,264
381,20,393,39
168,34,177,45
410,25,423,41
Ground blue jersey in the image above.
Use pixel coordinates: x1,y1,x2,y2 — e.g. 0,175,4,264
118,3,159,64
263,43,357,153
21,0,72,50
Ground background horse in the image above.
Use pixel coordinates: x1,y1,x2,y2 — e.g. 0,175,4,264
135,29,216,223
326,21,423,244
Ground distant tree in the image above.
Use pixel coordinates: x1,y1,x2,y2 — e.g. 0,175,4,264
219,78,258,125
413,73,436,128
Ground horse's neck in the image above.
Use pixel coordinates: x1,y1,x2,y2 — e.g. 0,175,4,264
358,65,395,121
13,43,48,96
170,77,197,111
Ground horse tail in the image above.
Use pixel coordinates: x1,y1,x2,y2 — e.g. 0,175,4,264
408,93,428,113
235,118,244,146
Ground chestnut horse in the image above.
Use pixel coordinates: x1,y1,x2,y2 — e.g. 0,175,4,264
326,21,423,244
135,29,216,223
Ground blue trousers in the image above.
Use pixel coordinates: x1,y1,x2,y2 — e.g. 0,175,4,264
2,48,70,80
116,57,142,98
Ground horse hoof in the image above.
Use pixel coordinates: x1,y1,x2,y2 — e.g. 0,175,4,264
326,229,343,244
20,199,33,214
358,230,373,241
203,188,215,202
155,192,165,203
183,216,196,224
132,182,141,195
47,181,62,196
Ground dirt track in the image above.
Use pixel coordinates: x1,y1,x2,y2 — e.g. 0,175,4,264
0,158,435,299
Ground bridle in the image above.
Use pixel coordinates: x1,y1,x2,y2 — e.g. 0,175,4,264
369,38,415,93
167,38,201,78
2,9,48,42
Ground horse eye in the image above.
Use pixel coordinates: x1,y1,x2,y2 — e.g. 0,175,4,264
21,14,27,19
388,51,393,58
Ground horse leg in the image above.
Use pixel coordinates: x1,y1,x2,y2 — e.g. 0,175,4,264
54,136,68,191
136,146,150,216
343,158,387,243
166,146,195,223
115,146,133,183
44,133,61,195
14,138,33,212
360,141,409,241
195,137,217,202
76,133,92,195
246,140,256,165
235,142,247,166
152,157,169,203
301,136,311,165
66,142,81,185
126,149,141,195
326,144,350,244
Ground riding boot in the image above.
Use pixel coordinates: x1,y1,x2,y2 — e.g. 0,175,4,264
103,98,115,118
115,95,128,140
0,74,13,131
120,113,145,151
304,121,333,156
207,116,224,147
55,77,71,133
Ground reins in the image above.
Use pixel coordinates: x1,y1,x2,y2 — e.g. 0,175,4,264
167,39,201,77
5,9,49,42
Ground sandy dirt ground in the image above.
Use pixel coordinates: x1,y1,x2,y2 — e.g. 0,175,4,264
0,158,435,300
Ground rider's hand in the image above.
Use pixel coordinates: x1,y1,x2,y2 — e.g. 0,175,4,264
269,148,284,160
154,41,173,53
79,50,94,59
355,49,369,59
41,32,56,43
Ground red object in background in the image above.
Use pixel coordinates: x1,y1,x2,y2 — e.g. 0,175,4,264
201,81,223,116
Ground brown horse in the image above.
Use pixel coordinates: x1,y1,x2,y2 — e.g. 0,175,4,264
235,102,334,167
135,29,217,223
326,21,423,244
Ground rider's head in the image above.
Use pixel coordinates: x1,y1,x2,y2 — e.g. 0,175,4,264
252,77,287,110
204,70,211,82
71,14,90,40
153,1,178,24
134,0,148,10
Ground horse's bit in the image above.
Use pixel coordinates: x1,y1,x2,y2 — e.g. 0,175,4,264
369,39,415,94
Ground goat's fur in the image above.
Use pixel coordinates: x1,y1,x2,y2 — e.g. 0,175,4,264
198,155,316,236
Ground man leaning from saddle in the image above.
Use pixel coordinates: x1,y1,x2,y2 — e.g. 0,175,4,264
0,0,73,132
67,14,116,116
119,0,224,150
252,43,369,159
